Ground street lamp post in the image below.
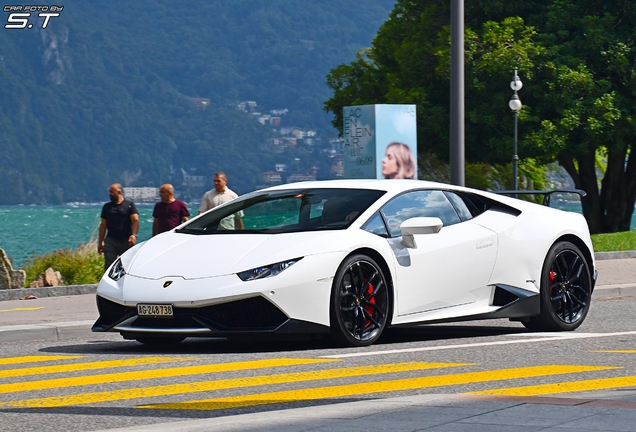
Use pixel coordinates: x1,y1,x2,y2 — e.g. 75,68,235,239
509,68,523,192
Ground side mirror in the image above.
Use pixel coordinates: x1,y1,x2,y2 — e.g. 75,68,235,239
400,217,443,249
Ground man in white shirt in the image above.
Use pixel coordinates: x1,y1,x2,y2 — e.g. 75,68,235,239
198,172,244,230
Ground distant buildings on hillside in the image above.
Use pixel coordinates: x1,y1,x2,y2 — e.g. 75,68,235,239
126,99,344,197
234,99,342,188
181,169,206,187
124,187,159,202
186,97,211,109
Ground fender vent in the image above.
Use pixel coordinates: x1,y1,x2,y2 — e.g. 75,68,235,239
493,286,520,306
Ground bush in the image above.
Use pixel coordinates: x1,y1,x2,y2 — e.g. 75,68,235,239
22,241,104,287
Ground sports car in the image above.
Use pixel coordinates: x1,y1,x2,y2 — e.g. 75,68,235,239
92,179,597,347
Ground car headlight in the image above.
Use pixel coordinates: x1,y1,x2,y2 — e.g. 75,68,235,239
108,257,126,281
237,258,302,281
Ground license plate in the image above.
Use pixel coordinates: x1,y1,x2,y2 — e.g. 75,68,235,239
137,304,173,317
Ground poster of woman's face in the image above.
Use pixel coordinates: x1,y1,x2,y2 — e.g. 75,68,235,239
343,104,417,180
381,142,416,179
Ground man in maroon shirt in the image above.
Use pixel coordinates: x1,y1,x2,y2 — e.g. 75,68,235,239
152,184,190,236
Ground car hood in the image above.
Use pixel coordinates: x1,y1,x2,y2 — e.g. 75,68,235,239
124,231,351,280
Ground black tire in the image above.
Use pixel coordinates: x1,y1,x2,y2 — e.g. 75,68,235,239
135,336,185,346
521,317,542,331
329,254,390,347
528,241,592,331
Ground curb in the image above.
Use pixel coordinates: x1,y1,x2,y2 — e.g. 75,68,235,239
0,320,95,343
0,284,97,301
592,283,636,299
595,251,636,260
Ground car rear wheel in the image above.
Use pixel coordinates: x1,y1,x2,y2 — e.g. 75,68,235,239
330,254,390,347
523,241,592,332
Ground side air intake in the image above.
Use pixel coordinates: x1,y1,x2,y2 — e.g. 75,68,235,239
493,286,520,307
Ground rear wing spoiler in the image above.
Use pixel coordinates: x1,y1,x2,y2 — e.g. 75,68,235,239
493,189,587,207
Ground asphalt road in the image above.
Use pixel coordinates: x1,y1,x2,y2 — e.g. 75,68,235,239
1,294,636,432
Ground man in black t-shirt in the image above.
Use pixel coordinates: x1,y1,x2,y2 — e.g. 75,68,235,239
97,183,140,271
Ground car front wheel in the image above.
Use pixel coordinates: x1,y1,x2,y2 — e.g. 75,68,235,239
330,254,390,347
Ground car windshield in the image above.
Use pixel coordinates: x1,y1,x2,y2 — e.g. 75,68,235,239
178,188,385,234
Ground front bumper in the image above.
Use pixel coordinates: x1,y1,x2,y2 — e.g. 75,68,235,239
92,295,329,337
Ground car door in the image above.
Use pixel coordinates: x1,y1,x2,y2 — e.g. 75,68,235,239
380,190,498,317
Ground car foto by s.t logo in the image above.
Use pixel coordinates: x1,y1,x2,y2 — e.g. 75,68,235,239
4,5,63,29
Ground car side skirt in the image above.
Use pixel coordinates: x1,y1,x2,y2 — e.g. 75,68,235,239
391,284,540,326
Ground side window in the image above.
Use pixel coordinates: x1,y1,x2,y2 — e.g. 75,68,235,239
243,197,301,229
362,212,389,237
380,190,461,237
451,191,491,217
309,200,326,219
445,191,474,221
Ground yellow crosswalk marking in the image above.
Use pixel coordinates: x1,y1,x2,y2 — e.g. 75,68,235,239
469,375,636,396
0,358,337,394
0,307,44,312
0,362,470,408
0,356,85,366
594,350,636,353
0,357,194,379
139,365,617,411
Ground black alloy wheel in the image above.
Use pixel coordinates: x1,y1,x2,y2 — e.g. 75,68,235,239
524,241,592,331
330,254,390,347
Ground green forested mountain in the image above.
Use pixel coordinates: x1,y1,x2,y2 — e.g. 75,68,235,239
0,1,394,204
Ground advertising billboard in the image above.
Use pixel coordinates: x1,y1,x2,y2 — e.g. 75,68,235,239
343,104,417,179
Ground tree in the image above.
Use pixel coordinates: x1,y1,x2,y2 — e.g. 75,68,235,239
324,0,636,233
524,1,636,234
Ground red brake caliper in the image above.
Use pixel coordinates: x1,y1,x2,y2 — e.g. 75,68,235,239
549,269,556,293
364,282,375,327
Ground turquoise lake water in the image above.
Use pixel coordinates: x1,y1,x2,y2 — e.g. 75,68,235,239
0,202,634,268
0,204,198,268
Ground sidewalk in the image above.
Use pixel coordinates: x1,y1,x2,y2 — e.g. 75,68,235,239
90,393,636,432
0,255,634,344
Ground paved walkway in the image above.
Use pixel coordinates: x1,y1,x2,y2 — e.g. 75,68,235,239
90,393,636,432
0,256,634,431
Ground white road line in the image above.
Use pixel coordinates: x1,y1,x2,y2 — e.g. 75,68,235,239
321,331,636,359
503,332,606,337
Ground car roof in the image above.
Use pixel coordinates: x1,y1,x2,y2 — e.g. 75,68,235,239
257,179,555,215
261,179,468,194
